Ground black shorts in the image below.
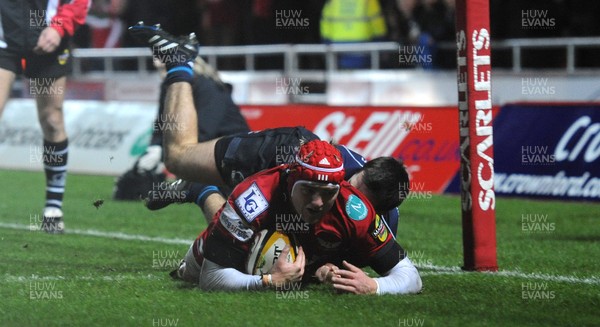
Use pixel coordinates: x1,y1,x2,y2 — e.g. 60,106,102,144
0,46,70,78
214,127,319,187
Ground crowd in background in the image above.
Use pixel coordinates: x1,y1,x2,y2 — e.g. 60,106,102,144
72,0,600,70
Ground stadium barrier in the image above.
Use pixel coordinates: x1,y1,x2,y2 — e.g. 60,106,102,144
10,71,600,106
1,100,598,201
69,37,600,76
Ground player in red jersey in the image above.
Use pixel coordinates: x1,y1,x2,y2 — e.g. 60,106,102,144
128,23,421,294
175,140,421,294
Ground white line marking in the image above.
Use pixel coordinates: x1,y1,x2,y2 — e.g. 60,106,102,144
417,264,600,285
2,222,599,286
419,269,600,285
0,222,190,245
4,274,162,283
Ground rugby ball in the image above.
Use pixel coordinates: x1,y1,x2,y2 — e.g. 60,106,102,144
246,230,298,275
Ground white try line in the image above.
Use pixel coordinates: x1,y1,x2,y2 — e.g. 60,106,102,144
2,222,599,286
0,222,190,245
4,274,162,283
417,264,600,285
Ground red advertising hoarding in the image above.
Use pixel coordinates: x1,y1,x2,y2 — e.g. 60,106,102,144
240,105,460,194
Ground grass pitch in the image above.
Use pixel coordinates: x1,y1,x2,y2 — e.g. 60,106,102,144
0,170,598,327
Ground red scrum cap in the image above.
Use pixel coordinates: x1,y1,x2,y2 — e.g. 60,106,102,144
287,140,345,187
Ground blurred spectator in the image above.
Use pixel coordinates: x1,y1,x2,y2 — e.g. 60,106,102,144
383,0,455,69
243,0,323,69
413,0,455,68
381,0,419,46
76,0,600,72
320,0,387,69
564,0,600,68
201,0,242,46
490,0,568,69
491,0,567,39
71,0,126,71
86,0,127,48
200,0,243,69
564,0,600,36
245,0,281,69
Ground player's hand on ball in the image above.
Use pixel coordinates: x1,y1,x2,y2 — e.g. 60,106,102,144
270,245,305,286
330,260,378,295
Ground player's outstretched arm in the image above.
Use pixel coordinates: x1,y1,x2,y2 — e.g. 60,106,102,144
198,246,305,292
371,256,422,295
321,257,422,295
199,259,266,291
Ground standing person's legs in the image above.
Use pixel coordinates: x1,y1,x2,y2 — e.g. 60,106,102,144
35,76,67,142
34,76,68,233
0,68,16,117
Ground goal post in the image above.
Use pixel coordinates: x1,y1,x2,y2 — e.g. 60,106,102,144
455,0,498,271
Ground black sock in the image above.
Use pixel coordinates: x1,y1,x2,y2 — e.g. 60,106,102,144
43,139,68,209
187,183,220,208
164,64,194,85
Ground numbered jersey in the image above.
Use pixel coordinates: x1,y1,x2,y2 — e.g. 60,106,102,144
198,165,402,279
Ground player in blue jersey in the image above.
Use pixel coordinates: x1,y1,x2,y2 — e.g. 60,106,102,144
145,126,407,237
127,24,407,236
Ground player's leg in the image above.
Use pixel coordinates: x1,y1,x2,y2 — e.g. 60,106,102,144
144,136,230,212
130,24,282,191
34,76,68,234
200,193,226,222
161,83,226,183
171,237,205,284
129,23,226,184
35,76,67,141
0,68,16,117
162,126,318,197
145,127,318,212
26,45,72,233
0,46,21,116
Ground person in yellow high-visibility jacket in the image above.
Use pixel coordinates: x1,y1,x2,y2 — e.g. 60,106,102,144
320,0,387,69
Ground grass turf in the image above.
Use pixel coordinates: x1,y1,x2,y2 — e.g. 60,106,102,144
0,170,598,327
